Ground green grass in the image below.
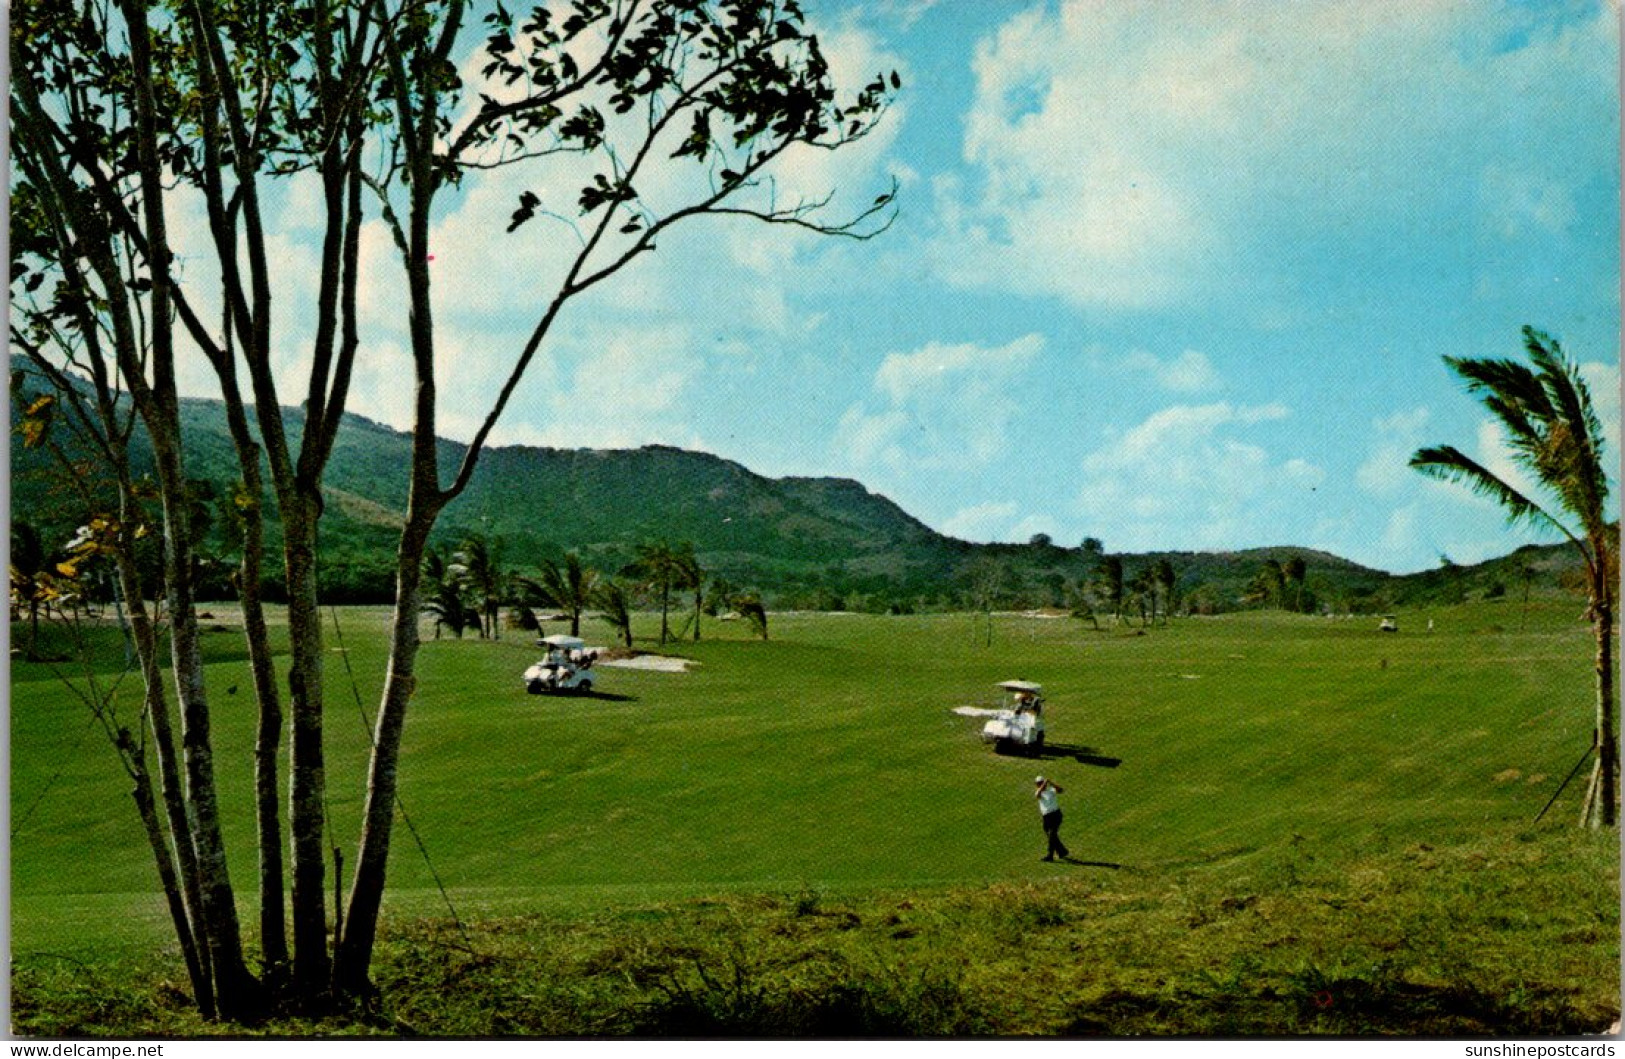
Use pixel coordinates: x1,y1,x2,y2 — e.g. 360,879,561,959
9,600,1620,1033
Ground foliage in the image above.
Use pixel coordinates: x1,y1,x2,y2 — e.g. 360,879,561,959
1412,326,1618,827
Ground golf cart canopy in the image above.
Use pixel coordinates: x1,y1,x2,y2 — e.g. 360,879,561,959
540,634,585,650
998,680,1042,694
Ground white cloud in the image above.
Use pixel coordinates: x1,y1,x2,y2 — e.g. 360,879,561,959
1480,165,1579,239
941,501,1018,540
1120,349,1221,393
874,333,1042,401
1356,407,1430,496
1579,360,1621,460
1380,505,1419,557
836,333,1045,471
1475,418,1545,505
1074,401,1317,549
1010,513,1062,542
933,1,1617,310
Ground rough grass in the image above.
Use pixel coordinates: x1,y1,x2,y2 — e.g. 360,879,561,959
12,827,1616,1036
9,601,1621,1035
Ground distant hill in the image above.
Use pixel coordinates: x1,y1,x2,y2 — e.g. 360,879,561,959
8,360,1588,611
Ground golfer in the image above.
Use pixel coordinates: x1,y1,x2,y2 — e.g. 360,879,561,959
1034,775,1070,862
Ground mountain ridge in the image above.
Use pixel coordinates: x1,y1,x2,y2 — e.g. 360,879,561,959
9,359,1583,610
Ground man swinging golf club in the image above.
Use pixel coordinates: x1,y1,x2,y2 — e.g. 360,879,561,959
1034,775,1069,862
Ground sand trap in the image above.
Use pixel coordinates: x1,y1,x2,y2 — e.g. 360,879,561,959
952,706,1007,718
597,654,698,673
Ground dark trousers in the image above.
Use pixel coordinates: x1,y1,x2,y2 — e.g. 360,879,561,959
1041,809,1069,859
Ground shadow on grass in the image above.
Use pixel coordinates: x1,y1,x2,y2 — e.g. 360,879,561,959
1029,742,1122,768
1060,858,1126,870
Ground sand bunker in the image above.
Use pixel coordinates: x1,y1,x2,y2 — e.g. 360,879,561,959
597,654,697,673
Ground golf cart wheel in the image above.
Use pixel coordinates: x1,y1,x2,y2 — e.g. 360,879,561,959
527,680,546,695
993,738,1011,756
576,680,593,696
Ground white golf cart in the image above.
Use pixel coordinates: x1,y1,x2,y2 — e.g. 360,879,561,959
523,634,599,695
981,680,1046,755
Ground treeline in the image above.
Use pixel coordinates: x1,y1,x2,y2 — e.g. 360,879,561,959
412,535,769,645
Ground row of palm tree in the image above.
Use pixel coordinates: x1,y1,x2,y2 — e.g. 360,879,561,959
419,535,766,646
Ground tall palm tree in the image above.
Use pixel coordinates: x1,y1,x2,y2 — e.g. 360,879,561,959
1411,326,1616,827
451,534,505,639
521,553,598,637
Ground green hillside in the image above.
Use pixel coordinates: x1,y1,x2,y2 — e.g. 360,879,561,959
9,361,1588,611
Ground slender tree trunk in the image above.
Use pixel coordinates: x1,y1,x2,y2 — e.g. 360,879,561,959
334,510,437,995
1592,600,1617,827
660,583,671,644
115,548,215,1011
152,426,259,1019
693,588,702,642
281,500,330,998
129,754,212,1016
241,520,288,974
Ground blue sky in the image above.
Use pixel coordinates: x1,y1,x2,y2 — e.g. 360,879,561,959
174,0,1620,574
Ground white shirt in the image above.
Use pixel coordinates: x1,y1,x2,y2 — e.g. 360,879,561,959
1037,785,1060,815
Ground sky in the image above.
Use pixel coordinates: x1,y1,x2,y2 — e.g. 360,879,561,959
168,0,1621,575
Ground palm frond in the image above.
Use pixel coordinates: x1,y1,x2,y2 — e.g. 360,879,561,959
1524,329,1611,528
1445,355,1553,420
1410,444,1581,547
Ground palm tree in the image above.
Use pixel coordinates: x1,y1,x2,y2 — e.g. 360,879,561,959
1153,559,1177,623
629,540,683,645
1126,567,1153,627
1411,326,1616,827
1282,556,1307,613
451,533,505,639
420,546,470,640
521,553,598,637
673,543,704,642
1094,556,1124,624
592,579,635,648
733,591,769,640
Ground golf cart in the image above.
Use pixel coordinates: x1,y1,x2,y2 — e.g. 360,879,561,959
981,680,1046,755
1379,614,1399,633
523,634,599,695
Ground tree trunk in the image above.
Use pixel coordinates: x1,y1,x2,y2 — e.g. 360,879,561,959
281,500,330,1000
151,427,259,1020
333,511,436,995
1592,599,1617,827
115,546,215,1005
242,521,289,974
130,756,212,1017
